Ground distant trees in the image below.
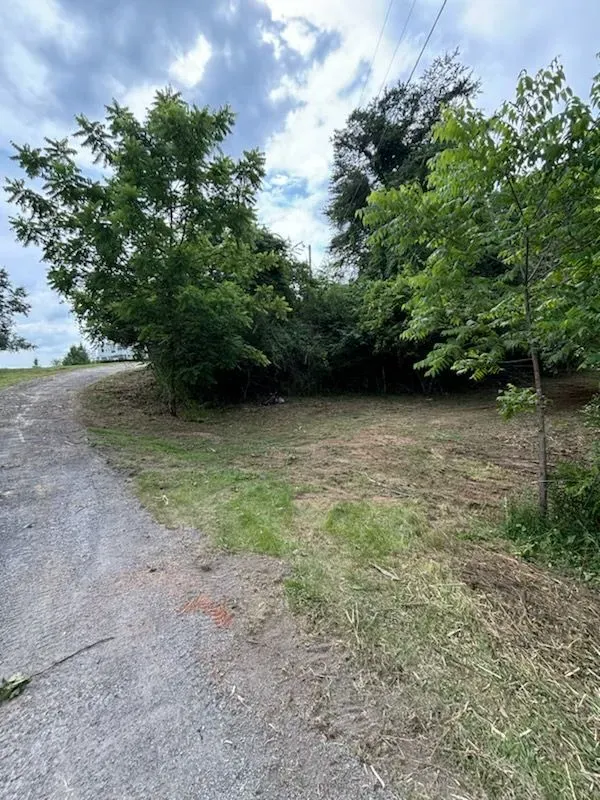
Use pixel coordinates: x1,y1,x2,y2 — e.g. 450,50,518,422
61,344,91,366
0,268,31,352
327,52,477,277
363,61,600,513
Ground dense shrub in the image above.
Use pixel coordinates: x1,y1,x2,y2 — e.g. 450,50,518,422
210,278,468,401
502,452,600,580
62,344,91,366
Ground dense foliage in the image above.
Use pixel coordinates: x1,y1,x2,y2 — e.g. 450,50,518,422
7,91,288,411
363,60,600,510
5,85,457,405
0,268,31,352
5,59,599,440
327,51,477,277
61,344,91,366
503,437,600,580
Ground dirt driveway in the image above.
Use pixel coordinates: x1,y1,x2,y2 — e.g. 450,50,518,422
0,367,386,799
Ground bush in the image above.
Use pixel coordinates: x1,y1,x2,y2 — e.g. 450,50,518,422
62,344,91,366
502,453,600,580
583,392,600,429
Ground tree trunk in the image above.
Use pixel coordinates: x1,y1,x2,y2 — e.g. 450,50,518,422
530,345,548,515
522,233,548,516
168,369,177,417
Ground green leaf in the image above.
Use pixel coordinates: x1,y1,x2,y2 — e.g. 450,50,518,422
497,384,538,420
0,674,30,703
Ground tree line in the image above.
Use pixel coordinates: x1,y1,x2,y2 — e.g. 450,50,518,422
3,52,600,512
0,54,481,404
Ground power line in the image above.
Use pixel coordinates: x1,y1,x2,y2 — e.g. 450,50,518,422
371,0,449,159
328,0,451,270
406,0,448,85
372,0,449,146
356,0,396,110
376,0,418,99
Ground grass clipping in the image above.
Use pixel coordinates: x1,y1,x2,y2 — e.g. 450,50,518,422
287,513,600,799
82,371,600,799
0,674,30,703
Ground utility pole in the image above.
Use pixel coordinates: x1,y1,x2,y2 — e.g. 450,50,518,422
308,244,312,275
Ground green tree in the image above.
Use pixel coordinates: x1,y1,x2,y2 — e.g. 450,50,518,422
61,344,91,366
6,90,288,412
363,60,600,513
0,268,32,352
327,52,477,276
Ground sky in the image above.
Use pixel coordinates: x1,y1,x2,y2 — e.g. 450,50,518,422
1,0,599,366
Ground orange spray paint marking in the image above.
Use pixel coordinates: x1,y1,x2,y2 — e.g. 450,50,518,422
179,594,234,628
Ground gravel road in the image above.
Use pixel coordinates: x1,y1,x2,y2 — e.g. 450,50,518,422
0,367,389,800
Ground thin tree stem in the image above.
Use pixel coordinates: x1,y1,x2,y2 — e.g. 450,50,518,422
523,233,548,515
530,344,548,515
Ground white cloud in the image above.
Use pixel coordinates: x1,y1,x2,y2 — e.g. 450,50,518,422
259,1,426,188
18,319,79,340
169,33,213,88
0,0,85,53
258,181,329,265
0,283,81,367
280,18,318,57
260,15,318,62
2,41,50,104
0,0,87,124
270,173,292,187
257,0,600,259
259,24,284,60
258,24,285,61
215,0,240,21
0,0,90,368
119,83,161,121
264,0,380,34
115,34,213,119
458,0,537,41
222,42,234,68
257,0,422,253
268,74,299,102
114,34,212,120
0,0,87,142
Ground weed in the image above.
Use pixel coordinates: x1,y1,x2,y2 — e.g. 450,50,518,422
502,455,600,580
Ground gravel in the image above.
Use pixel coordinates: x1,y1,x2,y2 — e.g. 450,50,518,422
0,367,391,800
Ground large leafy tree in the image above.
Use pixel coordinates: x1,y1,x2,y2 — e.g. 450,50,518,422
363,60,600,513
0,268,32,352
327,52,478,276
6,90,288,412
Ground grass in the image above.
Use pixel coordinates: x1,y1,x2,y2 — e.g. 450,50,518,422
81,369,600,799
138,467,295,556
0,363,101,390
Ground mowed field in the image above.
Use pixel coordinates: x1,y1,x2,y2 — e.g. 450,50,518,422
82,369,600,800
